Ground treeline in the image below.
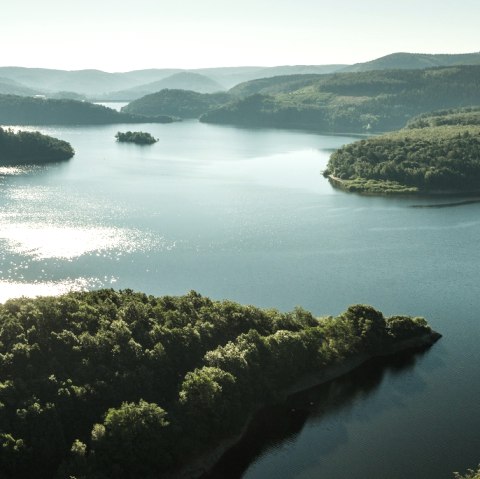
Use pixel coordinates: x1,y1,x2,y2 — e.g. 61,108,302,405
199,65,480,133
407,107,480,129
0,289,434,478
121,89,231,119
115,131,158,145
0,95,175,125
325,125,480,193
0,127,74,163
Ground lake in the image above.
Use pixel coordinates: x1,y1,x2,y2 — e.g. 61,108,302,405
1,119,479,478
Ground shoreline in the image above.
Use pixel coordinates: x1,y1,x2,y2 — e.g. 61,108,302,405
327,175,480,199
169,330,441,479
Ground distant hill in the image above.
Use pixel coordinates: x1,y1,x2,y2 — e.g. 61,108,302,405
201,65,480,133
0,95,175,125
138,72,225,93
105,72,226,100
342,52,480,72
122,90,232,118
0,76,42,96
0,67,135,96
0,65,345,99
229,74,327,97
2,52,480,100
196,65,346,88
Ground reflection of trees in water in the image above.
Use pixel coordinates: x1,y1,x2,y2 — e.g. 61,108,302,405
205,346,431,479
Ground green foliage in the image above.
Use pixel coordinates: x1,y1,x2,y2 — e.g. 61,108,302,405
407,107,480,129
0,94,175,125
0,289,434,478
326,125,480,193
201,65,480,133
0,127,74,164
115,131,158,145
328,176,419,195
122,89,232,119
454,466,480,479
92,400,172,476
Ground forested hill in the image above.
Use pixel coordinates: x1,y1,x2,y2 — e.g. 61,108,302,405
200,65,480,133
0,95,175,125
0,127,74,163
121,89,231,119
341,51,480,73
0,289,437,479
325,108,480,194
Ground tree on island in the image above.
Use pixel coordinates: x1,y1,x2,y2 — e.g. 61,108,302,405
115,131,158,145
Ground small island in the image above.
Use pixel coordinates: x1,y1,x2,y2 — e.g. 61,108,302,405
0,289,440,479
324,108,480,195
115,130,158,145
0,127,74,164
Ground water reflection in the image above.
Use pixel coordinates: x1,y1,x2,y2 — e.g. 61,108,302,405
205,346,432,479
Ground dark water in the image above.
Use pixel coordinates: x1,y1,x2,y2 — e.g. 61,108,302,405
0,120,479,478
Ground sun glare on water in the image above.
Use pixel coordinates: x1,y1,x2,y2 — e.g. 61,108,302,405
0,277,104,304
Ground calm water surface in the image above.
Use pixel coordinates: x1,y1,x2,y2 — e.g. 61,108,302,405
1,119,479,478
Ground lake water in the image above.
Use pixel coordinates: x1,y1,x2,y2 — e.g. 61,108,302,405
1,119,479,478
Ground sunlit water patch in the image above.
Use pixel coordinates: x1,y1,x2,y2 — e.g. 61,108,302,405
0,167,27,176
0,277,106,304
0,222,172,260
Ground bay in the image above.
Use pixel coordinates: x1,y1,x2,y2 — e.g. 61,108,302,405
0,118,479,478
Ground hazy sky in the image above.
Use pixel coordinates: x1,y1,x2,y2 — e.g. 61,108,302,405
1,0,479,71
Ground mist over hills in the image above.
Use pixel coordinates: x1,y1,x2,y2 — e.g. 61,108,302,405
0,65,348,100
102,72,226,101
1,51,480,103
0,76,41,96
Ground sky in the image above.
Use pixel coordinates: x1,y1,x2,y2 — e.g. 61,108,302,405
1,0,479,71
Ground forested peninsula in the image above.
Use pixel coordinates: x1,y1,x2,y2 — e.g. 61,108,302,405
0,289,439,479
0,95,175,125
324,108,480,194
0,127,74,164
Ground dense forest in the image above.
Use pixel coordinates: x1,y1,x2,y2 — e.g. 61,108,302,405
324,106,480,194
406,107,480,128
199,65,480,133
121,89,232,119
0,289,437,478
0,127,74,163
115,131,158,145
324,125,480,194
0,95,175,125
